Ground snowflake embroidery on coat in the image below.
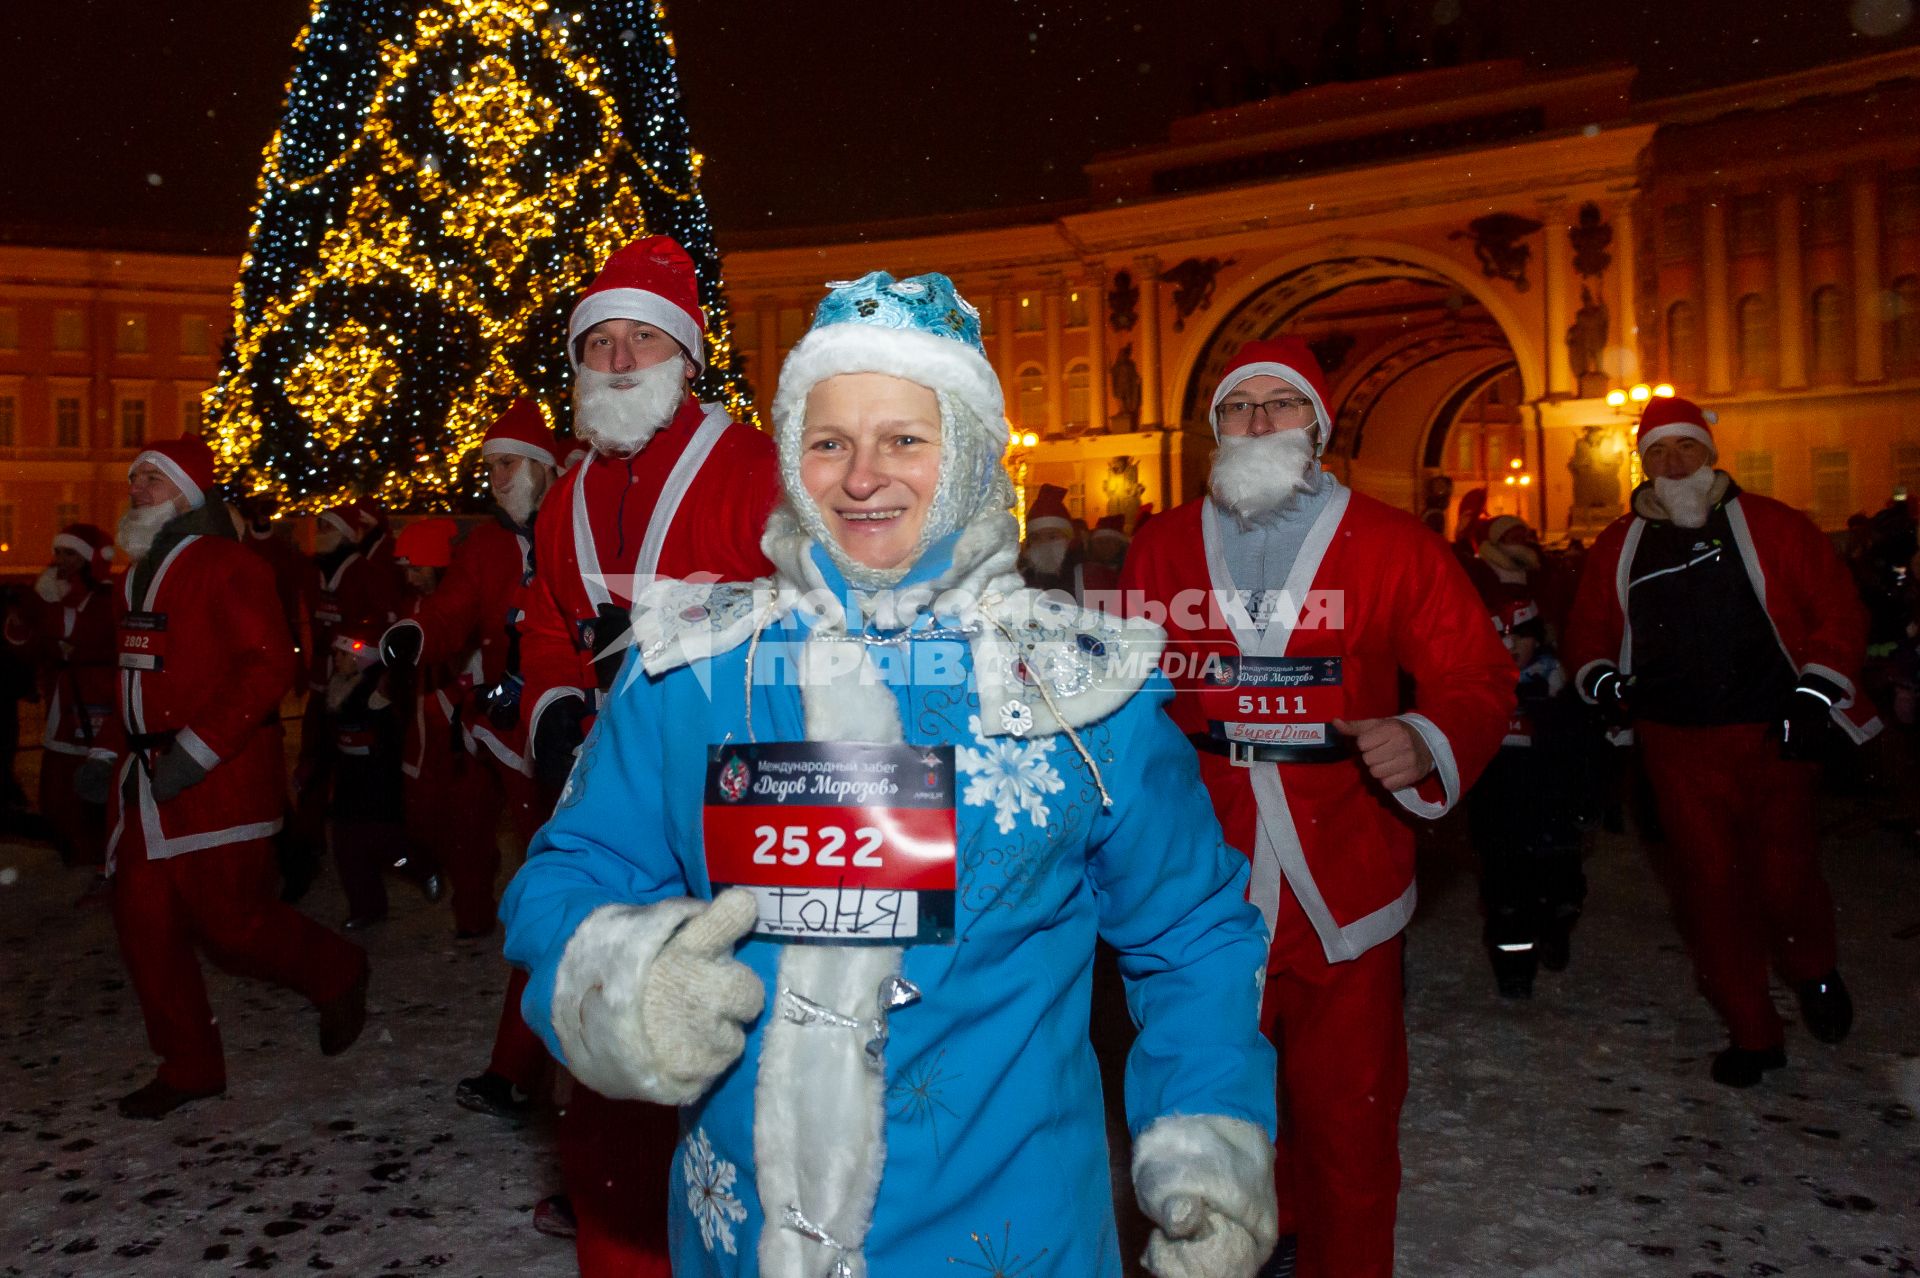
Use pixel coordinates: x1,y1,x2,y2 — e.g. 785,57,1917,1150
956,714,1065,834
682,1127,747,1255
948,1221,1051,1275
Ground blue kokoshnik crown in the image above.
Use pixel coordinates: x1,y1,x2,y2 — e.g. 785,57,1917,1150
811,271,985,357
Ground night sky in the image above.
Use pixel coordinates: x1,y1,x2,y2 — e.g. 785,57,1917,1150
2,0,1916,251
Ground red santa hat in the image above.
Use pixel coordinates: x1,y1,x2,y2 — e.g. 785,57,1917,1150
319,500,380,543
1490,596,1543,637
52,523,115,579
1089,513,1129,546
1636,395,1718,460
567,235,707,372
1026,484,1073,537
128,435,215,509
1210,337,1334,451
481,398,559,468
394,518,458,570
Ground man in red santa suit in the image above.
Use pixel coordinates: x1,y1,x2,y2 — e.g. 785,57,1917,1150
77,437,369,1119
1121,338,1513,1278
1564,396,1877,1088
4,525,118,875
510,235,781,1274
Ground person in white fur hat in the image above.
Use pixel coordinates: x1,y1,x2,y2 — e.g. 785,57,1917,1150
503,270,1279,1277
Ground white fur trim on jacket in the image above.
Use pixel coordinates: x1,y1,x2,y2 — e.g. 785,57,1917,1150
1132,1112,1279,1278
1389,711,1461,819
549,897,709,1102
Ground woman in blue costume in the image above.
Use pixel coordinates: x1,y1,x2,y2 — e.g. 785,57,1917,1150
502,271,1278,1277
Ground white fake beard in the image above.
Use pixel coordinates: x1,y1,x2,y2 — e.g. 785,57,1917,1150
1654,466,1717,529
494,463,550,525
34,567,68,604
573,359,686,457
1208,428,1319,523
1025,538,1069,576
117,503,175,562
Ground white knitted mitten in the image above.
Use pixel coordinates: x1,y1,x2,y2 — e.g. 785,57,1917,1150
638,888,766,1102
1134,1114,1278,1278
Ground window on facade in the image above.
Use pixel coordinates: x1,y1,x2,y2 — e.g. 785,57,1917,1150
55,502,79,530
54,396,82,448
53,309,86,351
179,314,212,357
1733,450,1775,496
1016,296,1043,333
0,395,14,446
1731,194,1771,256
117,312,148,354
1066,291,1089,329
1735,293,1775,387
181,394,204,435
1665,301,1700,389
1809,285,1848,383
1065,361,1092,427
1810,448,1851,525
0,308,18,351
1658,203,1697,262
1893,442,1920,497
1016,366,1046,430
0,505,14,554
1807,183,1849,246
119,397,147,448
1887,170,1920,235
1888,275,1920,378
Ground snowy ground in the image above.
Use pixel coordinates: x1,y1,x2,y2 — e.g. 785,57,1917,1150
2,743,1916,1276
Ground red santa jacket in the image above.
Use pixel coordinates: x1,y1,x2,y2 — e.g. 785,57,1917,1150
242,525,316,665
389,514,534,773
1563,479,1881,743
99,524,296,865
1121,483,1514,963
519,396,779,754
6,580,120,758
308,530,407,692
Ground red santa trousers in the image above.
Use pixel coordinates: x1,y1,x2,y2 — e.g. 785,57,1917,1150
487,966,545,1090
40,753,106,867
112,835,367,1093
561,1085,676,1277
1261,888,1408,1278
1635,722,1836,1050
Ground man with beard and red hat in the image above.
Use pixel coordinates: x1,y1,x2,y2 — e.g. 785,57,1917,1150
76,436,368,1119
4,525,118,875
383,401,558,946
1120,338,1513,1278
1564,396,1879,1089
504,235,781,1274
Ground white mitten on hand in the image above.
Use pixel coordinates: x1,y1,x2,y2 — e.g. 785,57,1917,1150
1134,1114,1277,1278
550,888,765,1105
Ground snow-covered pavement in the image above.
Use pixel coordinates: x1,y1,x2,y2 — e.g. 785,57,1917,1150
2,757,1915,1276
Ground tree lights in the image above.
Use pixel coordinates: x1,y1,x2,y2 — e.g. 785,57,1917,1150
205,0,749,511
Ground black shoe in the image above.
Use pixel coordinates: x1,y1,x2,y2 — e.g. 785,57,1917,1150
1710,1044,1787,1088
1794,970,1853,1044
342,913,386,932
456,1071,532,1121
420,873,445,904
1536,914,1577,972
118,1078,223,1120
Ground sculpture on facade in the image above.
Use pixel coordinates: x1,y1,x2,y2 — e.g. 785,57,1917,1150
1451,212,1544,291
1164,256,1233,331
1566,285,1611,398
1110,343,1143,432
1107,269,1140,333
1102,455,1147,525
1567,423,1629,529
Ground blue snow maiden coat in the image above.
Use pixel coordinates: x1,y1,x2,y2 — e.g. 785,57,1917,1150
502,530,1277,1278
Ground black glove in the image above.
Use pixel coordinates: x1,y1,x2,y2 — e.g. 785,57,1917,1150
381,621,423,670
590,602,632,692
532,693,591,788
1580,665,1633,729
1775,676,1841,762
150,747,210,803
74,757,115,805
477,672,524,731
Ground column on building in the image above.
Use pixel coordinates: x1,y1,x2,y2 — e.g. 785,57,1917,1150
1852,170,1884,383
1133,255,1162,427
1609,198,1642,388
756,302,781,420
1084,268,1109,433
994,291,1018,412
1042,283,1065,437
1774,186,1807,390
1701,194,1734,395
1543,200,1572,396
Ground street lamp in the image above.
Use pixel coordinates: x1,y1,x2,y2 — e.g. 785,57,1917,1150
1606,382,1677,410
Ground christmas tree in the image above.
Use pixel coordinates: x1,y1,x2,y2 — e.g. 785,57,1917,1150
205,0,748,511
